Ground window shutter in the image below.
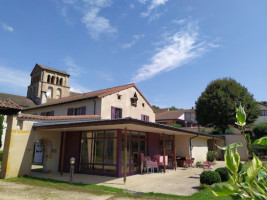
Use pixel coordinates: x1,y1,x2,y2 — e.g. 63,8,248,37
111,106,115,119
41,112,45,116
50,111,55,116
67,108,74,116
141,114,144,121
82,106,86,115
147,116,149,122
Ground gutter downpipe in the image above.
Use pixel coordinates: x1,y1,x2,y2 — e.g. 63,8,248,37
189,133,199,158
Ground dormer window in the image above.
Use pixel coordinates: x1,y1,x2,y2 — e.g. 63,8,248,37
131,92,138,107
117,94,121,100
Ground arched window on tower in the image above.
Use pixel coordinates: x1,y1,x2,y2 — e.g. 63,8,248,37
47,75,51,83
51,76,55,84
56,77,59,85
60,78,63,86
56,88,62,99
47,87,53,98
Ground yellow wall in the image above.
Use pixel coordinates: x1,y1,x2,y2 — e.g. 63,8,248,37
0,116,62,179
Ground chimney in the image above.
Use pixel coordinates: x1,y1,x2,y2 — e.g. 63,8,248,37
40,91,47,104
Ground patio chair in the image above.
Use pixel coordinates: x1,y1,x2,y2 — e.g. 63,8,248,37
203,161,213,170
154,154,163,172
185,158,195,168
146,156,153,173
152,159,159,172
140,153,145,174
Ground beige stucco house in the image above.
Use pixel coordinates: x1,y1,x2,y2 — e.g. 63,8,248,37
254,103,267,124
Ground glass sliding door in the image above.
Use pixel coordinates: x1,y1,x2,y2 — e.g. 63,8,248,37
160,134,174,168
121,131,147,175
80,130,117,175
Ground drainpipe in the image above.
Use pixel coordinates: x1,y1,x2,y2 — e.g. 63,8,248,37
189,133,199,158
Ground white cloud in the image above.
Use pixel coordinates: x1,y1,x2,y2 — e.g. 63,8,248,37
172,19,186,25
132,22,219,83
0,65,29,95
82,8,116,39
140,0,168,17
61,0,116,39
1,22,14,32
138,0,148,4
98,71,113,81
64,56,82,77
122,34,145,49
68,79,90,93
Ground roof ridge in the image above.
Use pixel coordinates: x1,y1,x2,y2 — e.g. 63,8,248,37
0,92,28,99
23,83,136,109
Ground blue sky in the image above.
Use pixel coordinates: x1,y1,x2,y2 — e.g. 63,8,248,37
0,0,267,109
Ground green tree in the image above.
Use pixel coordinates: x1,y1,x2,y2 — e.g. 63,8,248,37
169,106,178,110
195,78,260,134
0,115,4,149
258,101,267,105
152,105,160,109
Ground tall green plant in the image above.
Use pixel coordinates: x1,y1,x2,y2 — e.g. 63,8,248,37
0,115,4,149
210,104,267,200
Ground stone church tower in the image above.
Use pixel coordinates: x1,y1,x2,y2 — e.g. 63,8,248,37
27,64,70,104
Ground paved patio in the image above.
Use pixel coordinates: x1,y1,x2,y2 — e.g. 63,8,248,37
30,161,225,196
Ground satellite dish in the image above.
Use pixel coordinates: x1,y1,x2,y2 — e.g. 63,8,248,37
46,91,51,97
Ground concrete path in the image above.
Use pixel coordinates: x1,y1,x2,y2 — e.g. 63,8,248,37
31,161,225,196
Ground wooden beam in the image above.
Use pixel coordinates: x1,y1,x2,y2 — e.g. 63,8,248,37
60,132,66,176
123,127,127,184
173,135,176,171
163,133,166,173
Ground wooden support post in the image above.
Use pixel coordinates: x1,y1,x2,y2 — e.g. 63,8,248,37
163,133,166,173
60,132,66,176
173,135,176,171
123,127,127,184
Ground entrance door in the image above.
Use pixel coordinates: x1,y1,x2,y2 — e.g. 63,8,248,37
33,141,44,164
129,132,147,174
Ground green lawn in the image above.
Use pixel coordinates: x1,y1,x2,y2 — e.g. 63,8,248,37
2,176,230,200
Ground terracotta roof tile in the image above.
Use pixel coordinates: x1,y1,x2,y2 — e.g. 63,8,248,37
23,83,156,113
33,63,70,76
0,99,22,110
18,113,101,121
0,93,36,108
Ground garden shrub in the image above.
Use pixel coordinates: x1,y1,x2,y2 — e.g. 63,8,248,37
253,123,267,140
238,162,243,173
215,167,229,182
206,151,218,162
172,123,181,128
251,145,267,158
200,171,221,185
